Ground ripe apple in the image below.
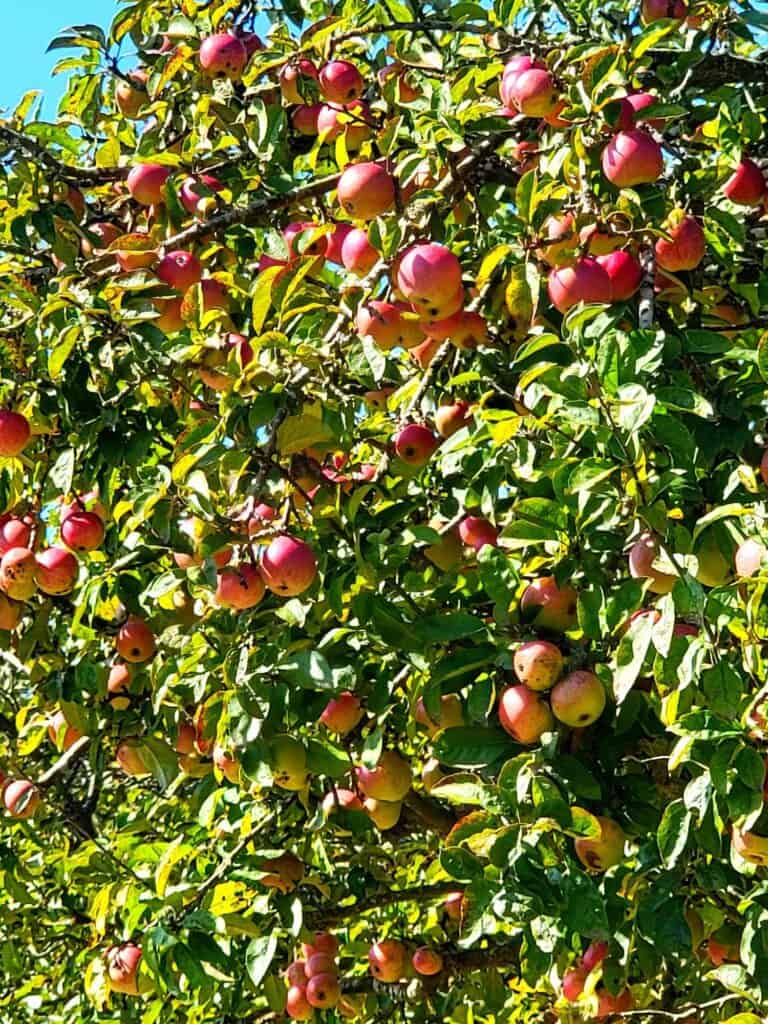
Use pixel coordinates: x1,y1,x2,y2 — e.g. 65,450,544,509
355,300,424,351
498,685,554,744
628,532,677,594
286,960,308,985
106,942,142,996
601,130,663,188
319,692,363,734
394,423,439,467
520,576,578,631
4,779,40,818
597,250,642,301
655,212,705,272
260,535,317,596
180,173,223,215
574,816,625,871
341,228,379,276
322,787,364,824
213,744,240,784
508,68,558,117
0,410,31,457
157,250,202,291
261,852,304,893
458,516,498,551
363,796,402,830
215,564,266,609
81,221,122,257
116,738,150,776
0,516,32,554
368,939,407,982
435,401,472,438
115,617,156,662
724,158,766,205
0,547,37,600
551,670,606,727
548,257,612,313
425,528,463,572
562,967,587,1001
116,70,148,119
443,891,465,920
280,58,319,103
126,163,170,206
595,987,634,1018
61,510,105,551
337,162,396,220
412,947,443,975
0,594,22,630
582,940,609,971
356,750,411,801
108,663,132,708
513,640,563,691
641,0,687,21
286,985,314,1020
397,243,463,317
199,33,248,79
292,103,322,135
35,547,78,595
537,212,578,267
319,60,364,103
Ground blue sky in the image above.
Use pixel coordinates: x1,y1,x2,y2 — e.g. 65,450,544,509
0,1,118,114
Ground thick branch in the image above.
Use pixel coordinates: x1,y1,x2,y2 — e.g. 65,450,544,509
37,735,90,788
0,125,125,185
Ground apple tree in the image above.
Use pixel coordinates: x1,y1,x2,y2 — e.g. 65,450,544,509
2,0,768,1021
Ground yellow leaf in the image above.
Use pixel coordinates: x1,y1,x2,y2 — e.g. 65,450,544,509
155,837,193,897
277,410,334,455
209,880,251,915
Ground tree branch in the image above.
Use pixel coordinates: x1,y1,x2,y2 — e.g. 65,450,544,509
0,125,125,185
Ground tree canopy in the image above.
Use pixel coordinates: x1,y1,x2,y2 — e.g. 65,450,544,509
3,0,768,1022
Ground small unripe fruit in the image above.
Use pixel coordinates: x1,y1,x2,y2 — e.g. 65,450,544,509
551,670,606,727
213,744,240,784
116,617,156,663
0,411,30,457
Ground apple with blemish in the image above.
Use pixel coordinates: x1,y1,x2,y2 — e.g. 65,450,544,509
575,816,625,871
319,60,364,103
0,547,37,600
513,640,563,691
551,670,606,727
394,424,439,467
520,576,578,631
368,939,407,982
116,617,156,662
199,33,248,79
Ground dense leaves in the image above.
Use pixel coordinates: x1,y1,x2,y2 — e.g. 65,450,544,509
2,0,768,1022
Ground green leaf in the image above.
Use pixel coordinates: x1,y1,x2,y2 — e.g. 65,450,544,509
245,934,278,989
433,727,515,768
658,799,691,868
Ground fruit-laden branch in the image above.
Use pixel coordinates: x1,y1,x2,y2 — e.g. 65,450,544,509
341,939,522,995
305,882,459,928
161,170,344,251
0,125,126,185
